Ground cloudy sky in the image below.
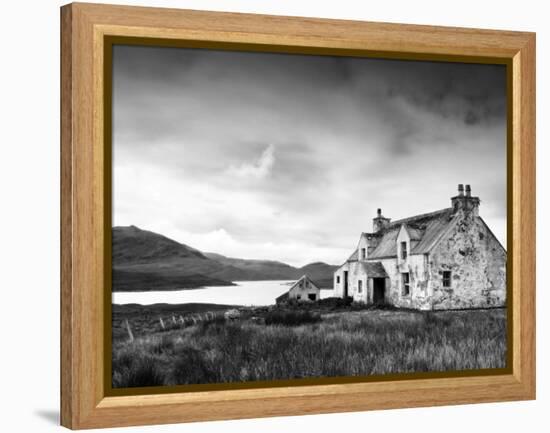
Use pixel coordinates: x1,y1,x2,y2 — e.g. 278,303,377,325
112,45,507,267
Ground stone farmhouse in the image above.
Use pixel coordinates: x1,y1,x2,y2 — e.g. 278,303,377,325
276,275,321,304
333,185,506,310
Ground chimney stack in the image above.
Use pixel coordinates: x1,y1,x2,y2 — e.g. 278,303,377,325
373,208,390,233
451,184,480,216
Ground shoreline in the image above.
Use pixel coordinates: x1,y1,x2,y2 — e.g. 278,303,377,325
111,279,300,294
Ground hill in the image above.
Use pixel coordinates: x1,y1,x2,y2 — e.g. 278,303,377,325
204,253,337,288
112,226,337,291
203,253,298,280
113,225,206,264
112,226,237,291
297,262,338,288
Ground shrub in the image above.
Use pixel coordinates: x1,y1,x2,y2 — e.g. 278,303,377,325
112,347,134,372
112,354,165,388
148,334,175,354
264,310,321,326
281,297,367,312
172,347,219,384
198,315,227,330
422,311,453,327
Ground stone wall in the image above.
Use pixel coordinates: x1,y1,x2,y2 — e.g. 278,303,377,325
380,254,431,310
333,261,368,302
288,279,320,301
332,211,506,310
333,263,347,298
428,212,506,309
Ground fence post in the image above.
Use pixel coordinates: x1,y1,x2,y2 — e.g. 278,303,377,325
125,319,134,342
159,317,165,329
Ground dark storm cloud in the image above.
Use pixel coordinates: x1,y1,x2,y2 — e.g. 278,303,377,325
112,45,507,266
382,60,506,123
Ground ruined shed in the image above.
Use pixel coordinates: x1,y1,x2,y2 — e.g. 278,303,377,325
276,275,321,304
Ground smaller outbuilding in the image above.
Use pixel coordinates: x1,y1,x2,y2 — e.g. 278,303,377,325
276,275,321,304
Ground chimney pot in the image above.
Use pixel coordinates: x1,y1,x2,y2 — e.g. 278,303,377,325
465,184,471,197
373,208,390,232
458,184,464,196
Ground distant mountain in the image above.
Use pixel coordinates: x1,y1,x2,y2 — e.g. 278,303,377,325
112,226,237,291
203,253,298,280
204,253,338,288
112,226,337,291
113,225,206,264
297,262,338,288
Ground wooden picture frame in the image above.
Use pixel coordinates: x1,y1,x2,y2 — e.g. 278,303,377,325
60,2,536,429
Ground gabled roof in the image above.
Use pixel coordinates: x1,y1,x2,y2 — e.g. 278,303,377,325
360,261,387,277
276,275,320,302
368,208,455,259
275,291,289,303
289,274,321,291
404,226,423,241
347,249,359,262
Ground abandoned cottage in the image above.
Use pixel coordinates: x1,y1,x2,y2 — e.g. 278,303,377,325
276,275,321,304
333,185,506,310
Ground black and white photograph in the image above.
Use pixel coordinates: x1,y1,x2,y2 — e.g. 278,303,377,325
110,45,508,389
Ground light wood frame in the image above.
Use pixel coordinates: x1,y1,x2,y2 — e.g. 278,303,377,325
60,2,536,429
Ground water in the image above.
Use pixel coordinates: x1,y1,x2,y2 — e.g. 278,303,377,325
112,280,334,306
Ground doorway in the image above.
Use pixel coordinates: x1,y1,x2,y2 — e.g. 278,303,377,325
373,278,386,305
343,271,349,298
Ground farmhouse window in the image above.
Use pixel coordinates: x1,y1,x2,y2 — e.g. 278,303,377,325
358,280,363,293
401,272,410,296
361,248,366,260
401,241,407,260
296,295,301,300
308,293,316,301
336,275,340,283
443,271,452,287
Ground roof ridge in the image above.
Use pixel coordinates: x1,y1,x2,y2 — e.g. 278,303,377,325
367,207,455,259
389,207,452,227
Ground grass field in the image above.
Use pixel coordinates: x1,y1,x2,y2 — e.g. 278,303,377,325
112,302,507,388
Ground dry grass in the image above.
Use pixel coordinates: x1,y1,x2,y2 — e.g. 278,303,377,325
112,308,507,388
